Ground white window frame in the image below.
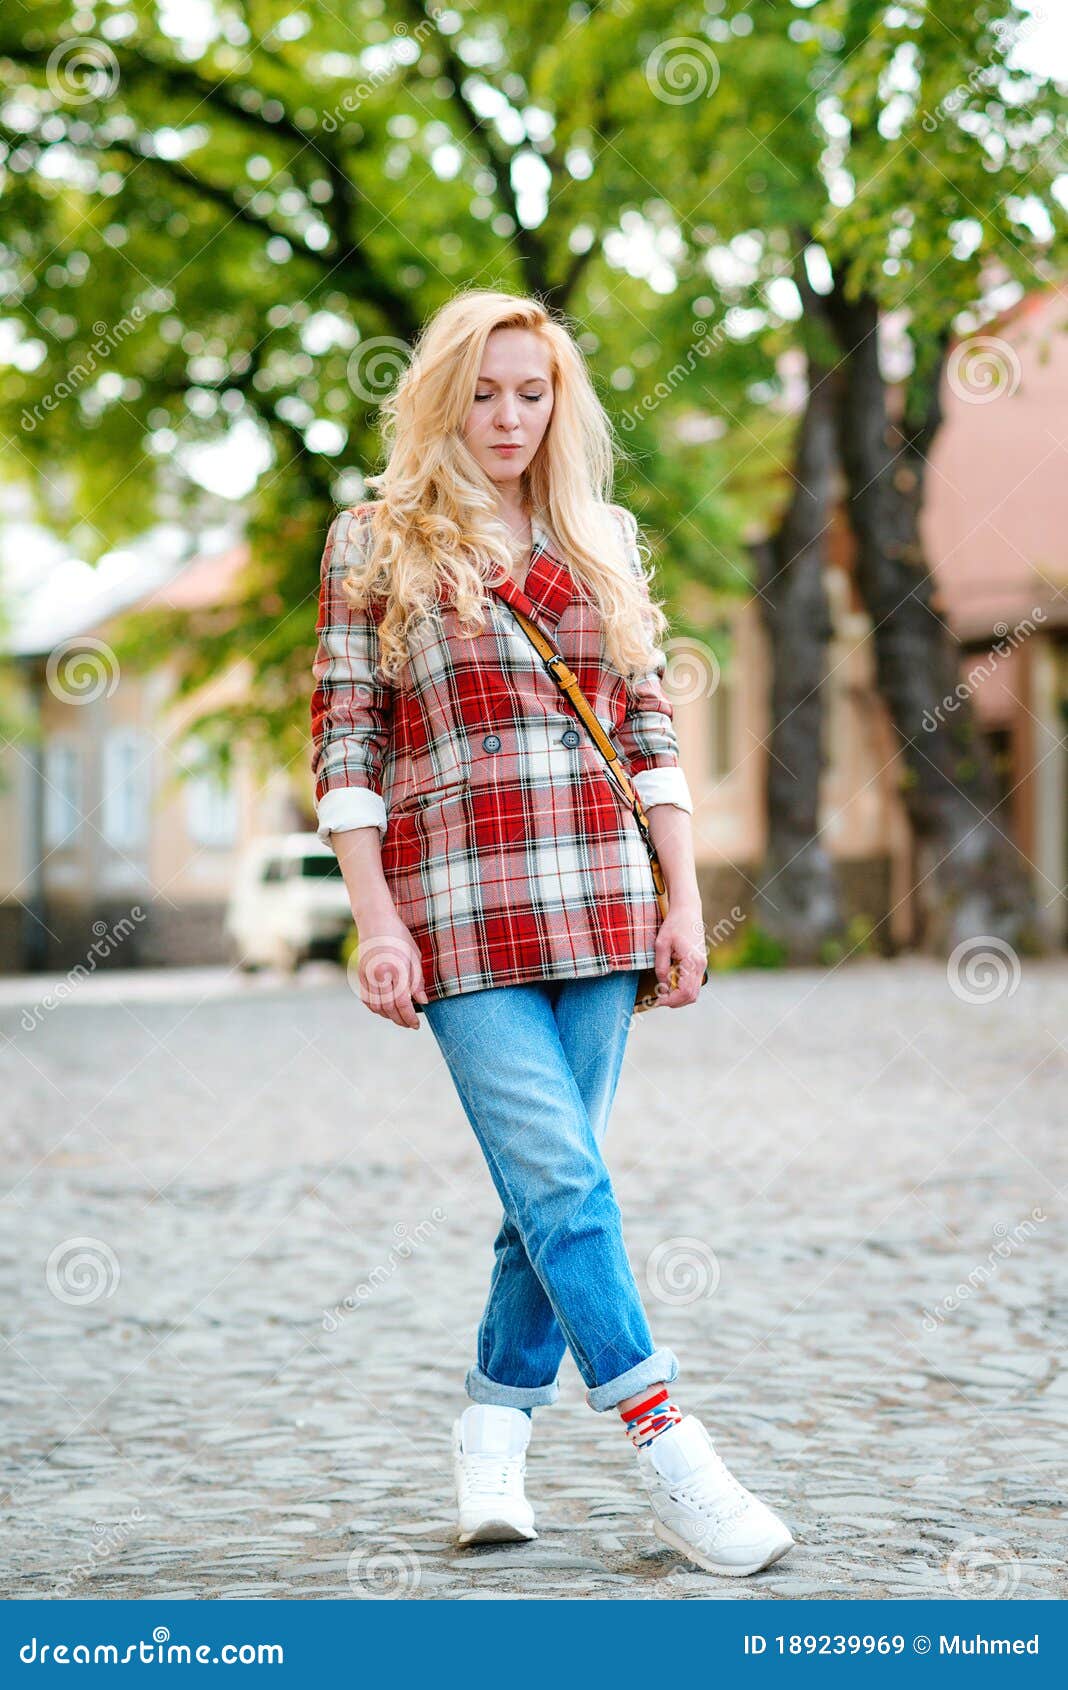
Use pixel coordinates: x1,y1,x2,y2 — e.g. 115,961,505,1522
101,728,151,851
184,745,238,850
43,738,82,850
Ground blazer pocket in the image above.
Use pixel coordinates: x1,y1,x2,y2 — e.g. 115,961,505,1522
387,733,471,816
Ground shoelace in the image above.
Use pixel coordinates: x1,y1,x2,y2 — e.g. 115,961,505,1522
670,1447,752,1525
461,1451,525,1496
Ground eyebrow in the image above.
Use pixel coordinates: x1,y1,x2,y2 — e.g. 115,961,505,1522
475,374,550,385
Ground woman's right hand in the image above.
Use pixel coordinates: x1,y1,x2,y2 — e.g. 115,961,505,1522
353,907,428,1029
329,826,428,1028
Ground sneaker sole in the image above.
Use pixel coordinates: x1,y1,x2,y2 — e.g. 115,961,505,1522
652,1517,794,1577
457,1518,537,1546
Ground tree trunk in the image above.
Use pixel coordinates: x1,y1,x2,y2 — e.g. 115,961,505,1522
751,347,846,962
825,288,1041,954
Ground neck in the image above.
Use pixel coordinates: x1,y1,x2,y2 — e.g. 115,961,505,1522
493,485,529,522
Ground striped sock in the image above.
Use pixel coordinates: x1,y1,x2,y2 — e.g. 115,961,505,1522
620,1386,683,1448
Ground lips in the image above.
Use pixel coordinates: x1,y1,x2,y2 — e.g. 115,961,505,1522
492,444,522,452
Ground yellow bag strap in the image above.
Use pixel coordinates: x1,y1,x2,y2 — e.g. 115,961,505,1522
490,590,668,908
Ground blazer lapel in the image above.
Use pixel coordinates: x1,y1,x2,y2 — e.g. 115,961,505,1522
491,514,576,628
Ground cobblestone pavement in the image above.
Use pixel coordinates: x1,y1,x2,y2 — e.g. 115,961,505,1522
1,957,1065,1602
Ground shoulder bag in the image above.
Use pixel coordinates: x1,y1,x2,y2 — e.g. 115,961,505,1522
489,586,710,1014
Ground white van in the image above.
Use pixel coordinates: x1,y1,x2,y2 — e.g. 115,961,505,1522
226,833,353,971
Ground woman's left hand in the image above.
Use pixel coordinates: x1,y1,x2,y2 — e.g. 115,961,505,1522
652,900,707,1008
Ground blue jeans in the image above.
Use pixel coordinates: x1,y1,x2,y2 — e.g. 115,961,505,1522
423,969,679,1413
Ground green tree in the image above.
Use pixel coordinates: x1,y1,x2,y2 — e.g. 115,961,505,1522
0,1,768,803
3,2,1064,958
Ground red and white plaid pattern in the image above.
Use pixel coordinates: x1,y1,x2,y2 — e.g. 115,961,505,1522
310,503,685,1005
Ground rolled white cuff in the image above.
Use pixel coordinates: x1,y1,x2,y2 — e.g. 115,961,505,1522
315,786,388,845
632,766,693,815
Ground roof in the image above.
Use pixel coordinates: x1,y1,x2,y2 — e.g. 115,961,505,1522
8,540,250,659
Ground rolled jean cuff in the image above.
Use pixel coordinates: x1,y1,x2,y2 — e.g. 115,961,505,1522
584,1346,679,1413
466,1363,560,1409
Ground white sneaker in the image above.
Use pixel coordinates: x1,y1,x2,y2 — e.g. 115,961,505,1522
452,1404,537,1545
636,1414,794,1576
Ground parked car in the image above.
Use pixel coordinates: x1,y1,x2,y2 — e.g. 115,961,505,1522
226,833,353,972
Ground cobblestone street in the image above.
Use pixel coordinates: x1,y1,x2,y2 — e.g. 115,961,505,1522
1,957,1065,1601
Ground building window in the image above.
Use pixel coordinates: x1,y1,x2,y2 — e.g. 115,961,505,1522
185,753,238,850
43,740,81,849
102,729,151,850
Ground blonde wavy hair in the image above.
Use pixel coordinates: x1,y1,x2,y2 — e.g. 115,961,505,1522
335,289,669,683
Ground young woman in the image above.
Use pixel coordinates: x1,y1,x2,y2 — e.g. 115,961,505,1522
310,290,794,1577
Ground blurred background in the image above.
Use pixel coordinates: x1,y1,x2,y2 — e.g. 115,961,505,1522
0,0,1065,978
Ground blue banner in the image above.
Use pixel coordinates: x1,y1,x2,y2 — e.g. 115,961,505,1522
2,1598,1063,1684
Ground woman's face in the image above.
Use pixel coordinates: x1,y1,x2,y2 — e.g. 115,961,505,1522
462,328,554,491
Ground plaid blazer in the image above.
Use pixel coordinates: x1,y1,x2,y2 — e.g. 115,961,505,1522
310,502,693,1005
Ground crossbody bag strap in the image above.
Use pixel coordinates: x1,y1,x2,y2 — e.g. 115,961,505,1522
488,588,667,905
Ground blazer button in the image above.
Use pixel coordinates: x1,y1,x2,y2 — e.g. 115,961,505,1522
482,733,501,752
561,728,581,748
